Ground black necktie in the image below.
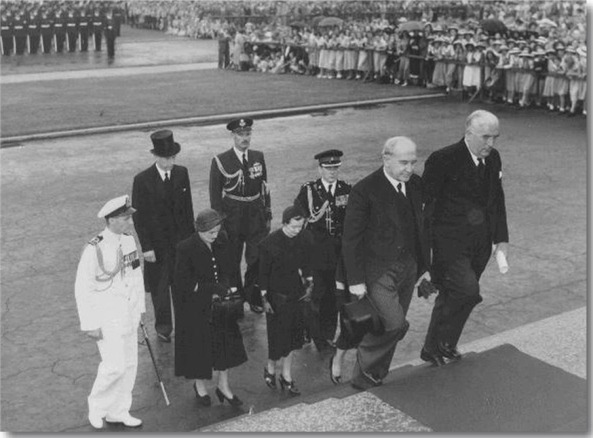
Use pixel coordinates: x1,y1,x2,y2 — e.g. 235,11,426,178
397,182,405,197
477,158,486,180
327,183,334,201
242,153,248,169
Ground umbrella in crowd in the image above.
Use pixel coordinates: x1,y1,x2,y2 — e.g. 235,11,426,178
537,18,558,28
318,16,344,27
480,18,508,35
398,20,423,32
311,15,325,27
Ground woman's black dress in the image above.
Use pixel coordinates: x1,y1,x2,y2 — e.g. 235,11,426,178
259,228,312,361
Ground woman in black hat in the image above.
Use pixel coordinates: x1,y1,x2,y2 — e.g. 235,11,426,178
259,205,313,395
173,209,247,407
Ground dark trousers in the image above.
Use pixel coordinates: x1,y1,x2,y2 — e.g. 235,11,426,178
423,233,491,351
55,34,65,52
80,32,89,51
144,251,175,336
351,257,416,388
224,200,269,307
230,233,265,306
14,36,26,54
94,31,102,51
67,31,77,51
41,34,52,53
2,36,13,55
29,35,40,54
307,268,338,346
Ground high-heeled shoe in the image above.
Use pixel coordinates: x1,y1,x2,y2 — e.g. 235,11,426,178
193,383,211,406
215,387,243,406
264,367,276,388
278,375,300,395
329,355,342,385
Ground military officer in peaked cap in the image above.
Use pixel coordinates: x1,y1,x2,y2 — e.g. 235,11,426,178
132,130,195,343
295,150,351,352
74,195,145,429
209,117,272,314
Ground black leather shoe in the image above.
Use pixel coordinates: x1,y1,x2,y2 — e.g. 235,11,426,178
263,367,276,389
314,339,332,353
279,375,300,395
420,348,446,367
438,342,462,360
193,383,211,406
215,387,243,406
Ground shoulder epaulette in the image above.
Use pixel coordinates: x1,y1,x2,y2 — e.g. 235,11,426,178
88,235,103,246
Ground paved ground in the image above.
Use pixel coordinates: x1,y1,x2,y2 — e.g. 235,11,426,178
0,22,587,435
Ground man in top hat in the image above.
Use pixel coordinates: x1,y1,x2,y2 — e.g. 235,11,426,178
75,195,145,429
295,150,351,352
132,130,195,342
209,118,272,313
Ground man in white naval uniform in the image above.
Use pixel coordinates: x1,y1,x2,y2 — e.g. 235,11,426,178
75,195,145,429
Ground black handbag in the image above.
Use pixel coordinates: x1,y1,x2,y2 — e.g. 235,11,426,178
340,295,384,343
212,289,244,321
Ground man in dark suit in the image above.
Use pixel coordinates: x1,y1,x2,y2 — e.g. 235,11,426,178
342,136,430,390
421,110,509,366
132,130,195,342
209,118,272,314
295,149,351,352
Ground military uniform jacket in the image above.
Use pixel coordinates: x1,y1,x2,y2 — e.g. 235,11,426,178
422,139,508,259
295,178,351,269
74,228,146,334
209,148,271,220
132,164,195,258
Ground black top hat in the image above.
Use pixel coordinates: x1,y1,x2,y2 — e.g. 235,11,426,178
314,149,343,167
226,118,254,132
150,130,180,157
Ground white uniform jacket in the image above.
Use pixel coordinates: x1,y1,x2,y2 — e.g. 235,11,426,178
75,227,145,335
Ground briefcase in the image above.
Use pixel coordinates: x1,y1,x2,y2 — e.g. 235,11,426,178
340,295,384,343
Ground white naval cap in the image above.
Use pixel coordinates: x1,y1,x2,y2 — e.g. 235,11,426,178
97,195,136,219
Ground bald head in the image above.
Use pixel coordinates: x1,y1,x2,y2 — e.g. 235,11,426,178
382,136,418,182
464,110,500,158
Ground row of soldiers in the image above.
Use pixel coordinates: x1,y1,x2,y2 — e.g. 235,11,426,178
0,8,122,56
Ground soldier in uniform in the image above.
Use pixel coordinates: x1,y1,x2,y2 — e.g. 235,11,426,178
12,13,27,55
78,8,91,52
53,11,66,53
27,10,41,54
39,11,53,54
65,9,79,52
1,13,14,56
74,195,145,430
295,150,351,352
209,118,272,314
91,9,104,51
104,12,116,58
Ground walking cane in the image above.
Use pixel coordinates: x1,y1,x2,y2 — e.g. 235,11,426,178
139,320,170,406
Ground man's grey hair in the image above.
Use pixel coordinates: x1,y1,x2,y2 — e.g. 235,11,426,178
465,110,499,134
382,136,416,156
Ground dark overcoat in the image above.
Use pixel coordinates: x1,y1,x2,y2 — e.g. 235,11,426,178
173,233,246,379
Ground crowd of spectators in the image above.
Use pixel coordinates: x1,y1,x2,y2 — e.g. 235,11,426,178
124,0,587,114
